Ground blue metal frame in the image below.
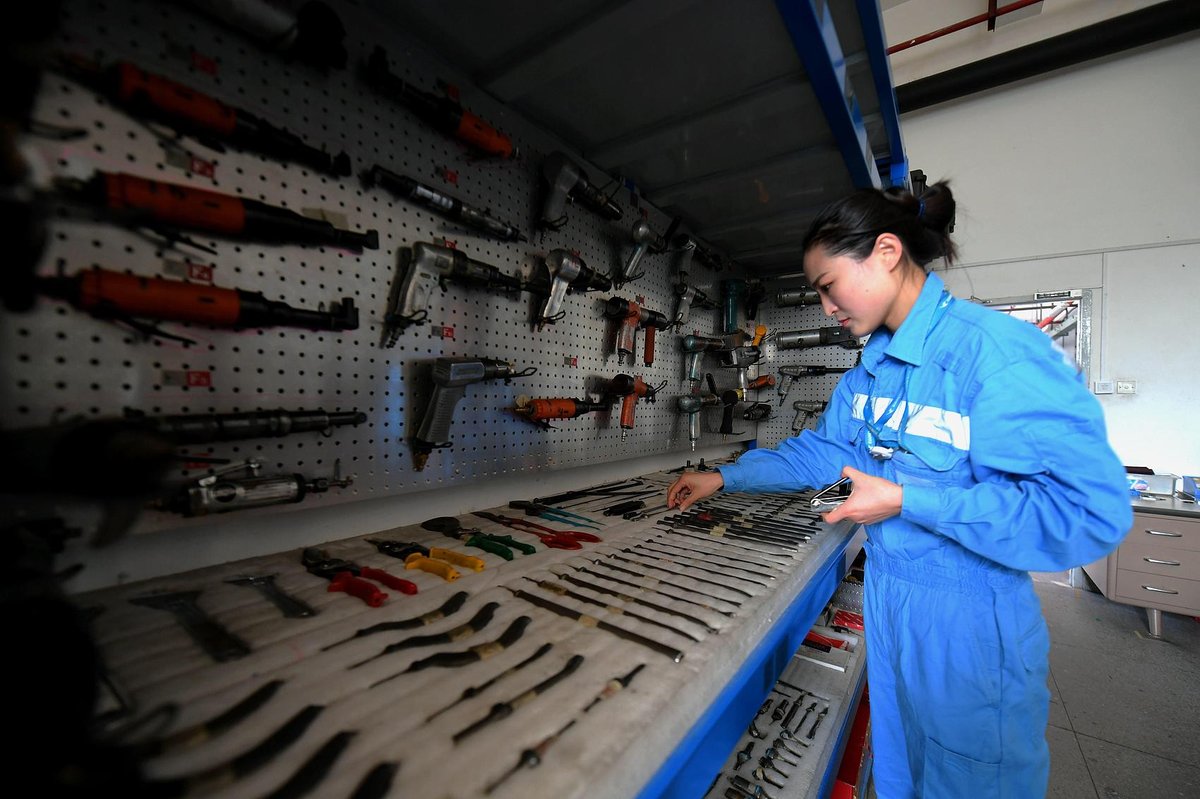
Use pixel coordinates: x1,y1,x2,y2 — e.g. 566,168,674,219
856,0,909,187
816,645,870,797
773,0,881,189
635,533,853,799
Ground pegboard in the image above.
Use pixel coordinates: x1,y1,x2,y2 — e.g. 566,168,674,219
0,0,753,538
755,280,862,449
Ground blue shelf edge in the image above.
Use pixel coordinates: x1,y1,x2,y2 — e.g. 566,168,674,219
635,531,854,799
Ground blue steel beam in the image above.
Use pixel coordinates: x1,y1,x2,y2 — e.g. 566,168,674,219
773,0,881,189
856,0,909,187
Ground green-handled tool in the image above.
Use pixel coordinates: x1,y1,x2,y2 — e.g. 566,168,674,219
422,516,535,559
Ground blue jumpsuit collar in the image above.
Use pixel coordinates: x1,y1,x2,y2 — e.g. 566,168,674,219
861,270,949,375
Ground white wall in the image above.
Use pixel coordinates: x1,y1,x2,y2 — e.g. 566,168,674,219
890,23,1200,475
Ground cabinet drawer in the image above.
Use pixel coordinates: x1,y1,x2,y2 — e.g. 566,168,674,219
1117,538,1200,580
1128,514,1200,553
1114,568,1200,613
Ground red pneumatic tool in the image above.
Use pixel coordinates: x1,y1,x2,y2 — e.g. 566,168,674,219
38,267,357,341
609,374,665,442
56,171,378,252
57,55,352,177
302,548,418,607
471,511,601,549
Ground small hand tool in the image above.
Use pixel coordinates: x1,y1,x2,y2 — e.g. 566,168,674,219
753,764,786,789
760,754,791,780
367,539,465,582
734,741,755,771
811,476,852,510
482,718,578,795
508,500,602,529
349,762,399,799
504,586,685,662
473,511,600,548
805,706,829,740
129,590,250,662
582,662,646,712
133,680,285,758
527,577,702,642
566,562,733,616
764,746,797,767
771,699,790,723
370,616,533,688
301,548,418,607
730,774,775,799
757,699,773,717
321,591,469,651
549,567,719,632
772,736,805,760
426,643,554,722
452,654,585,743
225,574,317,618
421,516,536,559
792,701,818,737
349,603,499,669
781,696,802,730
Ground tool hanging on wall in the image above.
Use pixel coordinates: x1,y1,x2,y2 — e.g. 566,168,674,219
38,266,358,343
533,248,612,329
675,232,726,273
678,383,720,452
609,373,665,441
673,280,718,330
513,395,611,430
126,408,367,443
365,47,515,159
681,333,728,386
721,279,746,334
773,325,861,350
382,241,524,340
56,170,379,251
777,365,852,406
774,287,820,307
615,217,678,287
179,0,348,69
791,400,828,432
57,54,352,177
538,151,623,230
603,296,669,366
363,165,525,241
411,357,537,471
156,459,354,517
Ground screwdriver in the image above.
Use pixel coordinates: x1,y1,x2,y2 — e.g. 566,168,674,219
483,719,578,795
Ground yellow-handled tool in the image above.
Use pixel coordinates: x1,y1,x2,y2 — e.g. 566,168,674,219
429,546,485,572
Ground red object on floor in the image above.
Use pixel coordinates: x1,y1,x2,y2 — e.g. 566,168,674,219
832,683,872,798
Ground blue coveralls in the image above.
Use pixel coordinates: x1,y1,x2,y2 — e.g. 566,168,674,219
718,272,1131,799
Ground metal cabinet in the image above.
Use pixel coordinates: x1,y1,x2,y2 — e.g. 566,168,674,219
1083,499,1200,638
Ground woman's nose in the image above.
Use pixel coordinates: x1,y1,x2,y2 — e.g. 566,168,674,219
820,295,837,316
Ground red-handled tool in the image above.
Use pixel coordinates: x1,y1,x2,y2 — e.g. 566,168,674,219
302,548,418,607
471,511,600,549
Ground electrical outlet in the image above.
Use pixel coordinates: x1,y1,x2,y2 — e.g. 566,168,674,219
1116,380,1137,394
1093,380,1114,395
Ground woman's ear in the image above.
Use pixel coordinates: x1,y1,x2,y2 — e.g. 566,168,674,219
873,233,905,272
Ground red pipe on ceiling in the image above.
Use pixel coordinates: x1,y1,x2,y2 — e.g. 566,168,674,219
888,0,1043,54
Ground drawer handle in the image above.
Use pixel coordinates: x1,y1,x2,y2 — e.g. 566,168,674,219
1144,557,1182,566
1141,585,1179,595
1145,529,1183,538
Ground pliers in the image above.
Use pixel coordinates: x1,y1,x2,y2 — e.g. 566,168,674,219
471,511,601,549
507,500,603,530
420,517,538,560
366,539,486,582
301,548,418,607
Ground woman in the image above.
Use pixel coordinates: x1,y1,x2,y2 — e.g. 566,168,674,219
666,183,1130,798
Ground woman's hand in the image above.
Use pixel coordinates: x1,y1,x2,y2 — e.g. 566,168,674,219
666,471,725,511
822,466,903,525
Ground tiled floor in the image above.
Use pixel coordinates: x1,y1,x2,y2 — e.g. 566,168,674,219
1035,571,1200,799
864,573,1200,798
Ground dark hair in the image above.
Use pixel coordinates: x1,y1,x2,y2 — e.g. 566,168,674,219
802,181,957,268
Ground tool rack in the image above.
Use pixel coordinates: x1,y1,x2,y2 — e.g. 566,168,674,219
79,464,861,799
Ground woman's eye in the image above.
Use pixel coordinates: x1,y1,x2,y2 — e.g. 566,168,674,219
820,283,832,292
